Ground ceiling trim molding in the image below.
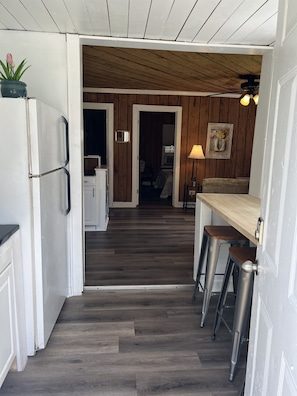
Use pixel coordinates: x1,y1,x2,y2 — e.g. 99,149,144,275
82,87,240,98
79,35,274,55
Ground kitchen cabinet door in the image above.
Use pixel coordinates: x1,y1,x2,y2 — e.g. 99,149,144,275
0,258,16,388
84,185,97,225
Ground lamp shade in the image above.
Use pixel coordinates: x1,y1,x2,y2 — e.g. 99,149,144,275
188,145,205,160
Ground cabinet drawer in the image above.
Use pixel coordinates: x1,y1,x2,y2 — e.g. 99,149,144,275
84,176,95,186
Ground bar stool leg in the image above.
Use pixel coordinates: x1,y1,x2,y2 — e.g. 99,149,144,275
200,238,220,327
212,257,235,340
229,270,254,381
192,231,208,302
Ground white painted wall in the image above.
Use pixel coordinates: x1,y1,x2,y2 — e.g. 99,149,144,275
0,31,68,114
66,34,84,295
249,51,273,198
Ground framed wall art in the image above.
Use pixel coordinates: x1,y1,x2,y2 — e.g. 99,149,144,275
205,123,234,159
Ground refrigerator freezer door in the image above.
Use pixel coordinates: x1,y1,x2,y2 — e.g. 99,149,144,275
31,169,68,348
28,100,68,175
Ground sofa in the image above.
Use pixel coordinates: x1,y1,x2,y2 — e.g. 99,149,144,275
201,177,249,194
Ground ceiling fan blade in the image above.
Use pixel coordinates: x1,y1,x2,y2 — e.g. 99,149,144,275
207,91,242,98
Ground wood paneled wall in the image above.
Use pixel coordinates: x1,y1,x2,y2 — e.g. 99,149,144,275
83,92,257,202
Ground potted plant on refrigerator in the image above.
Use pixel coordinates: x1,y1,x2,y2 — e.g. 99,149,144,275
0,53,30,98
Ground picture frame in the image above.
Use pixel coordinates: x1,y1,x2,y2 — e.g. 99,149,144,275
205,123,234,159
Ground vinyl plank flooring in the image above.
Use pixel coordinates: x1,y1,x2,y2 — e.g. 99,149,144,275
85,207,195,286
2,372,138,396
2,207,247,395
2,289,246,395
135,368,244,396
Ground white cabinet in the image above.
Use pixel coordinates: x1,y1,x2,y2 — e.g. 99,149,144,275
0,252,16,388
84,177,97,225
84,168,109,231
0,227,27,388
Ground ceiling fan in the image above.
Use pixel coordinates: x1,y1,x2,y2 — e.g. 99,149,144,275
209,74,260,106
238,74,260,106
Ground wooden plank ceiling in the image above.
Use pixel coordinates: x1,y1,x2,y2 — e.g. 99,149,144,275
83,46,262,94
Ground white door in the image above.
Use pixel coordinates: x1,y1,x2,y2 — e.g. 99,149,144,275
245,1,297,394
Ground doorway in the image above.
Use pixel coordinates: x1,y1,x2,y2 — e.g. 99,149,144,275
83,102,114,204
139,111,175,206
83,108,106,161
132,105,182,207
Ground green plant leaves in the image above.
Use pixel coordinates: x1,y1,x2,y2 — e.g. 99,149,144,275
0,58,30,81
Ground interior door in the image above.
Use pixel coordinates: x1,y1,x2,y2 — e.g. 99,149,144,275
245,1,297,394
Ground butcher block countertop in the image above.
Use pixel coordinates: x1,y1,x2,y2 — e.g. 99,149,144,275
197,194,261,245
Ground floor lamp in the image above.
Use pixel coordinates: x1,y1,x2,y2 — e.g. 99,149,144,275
188,145,205,186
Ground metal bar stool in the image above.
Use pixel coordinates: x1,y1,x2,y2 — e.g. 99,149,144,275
211,246,257,381
192,226,248,327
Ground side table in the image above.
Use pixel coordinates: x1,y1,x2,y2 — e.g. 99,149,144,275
183,184,201,211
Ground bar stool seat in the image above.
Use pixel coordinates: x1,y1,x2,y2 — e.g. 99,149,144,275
192,225,248,327
212,246,257,381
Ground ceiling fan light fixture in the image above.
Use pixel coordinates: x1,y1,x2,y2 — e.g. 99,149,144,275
253,94,259,105
239,74,260,106
240,93,251,106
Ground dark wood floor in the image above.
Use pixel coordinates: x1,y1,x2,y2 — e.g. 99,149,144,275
85,205,195,287
2,289,246,395
1,205,247,395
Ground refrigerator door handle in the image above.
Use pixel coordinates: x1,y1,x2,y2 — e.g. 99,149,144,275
61,116,69,166
63,167,71,215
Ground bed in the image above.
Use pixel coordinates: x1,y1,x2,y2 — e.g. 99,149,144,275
154,169,173,199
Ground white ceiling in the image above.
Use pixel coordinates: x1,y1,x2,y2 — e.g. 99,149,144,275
0,0,278,48
0,0,279,94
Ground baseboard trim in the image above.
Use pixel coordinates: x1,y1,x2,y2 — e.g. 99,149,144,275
83,284,194,291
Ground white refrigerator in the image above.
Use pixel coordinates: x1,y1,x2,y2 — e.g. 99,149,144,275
0,98,70,356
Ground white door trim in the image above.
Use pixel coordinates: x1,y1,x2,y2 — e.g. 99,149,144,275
83,102,114,206
132,104,182,207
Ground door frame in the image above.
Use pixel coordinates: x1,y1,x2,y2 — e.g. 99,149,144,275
83,102,114,206
132,104,182,207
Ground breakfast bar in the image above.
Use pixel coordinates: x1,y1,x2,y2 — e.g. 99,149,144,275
193,193,261,290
